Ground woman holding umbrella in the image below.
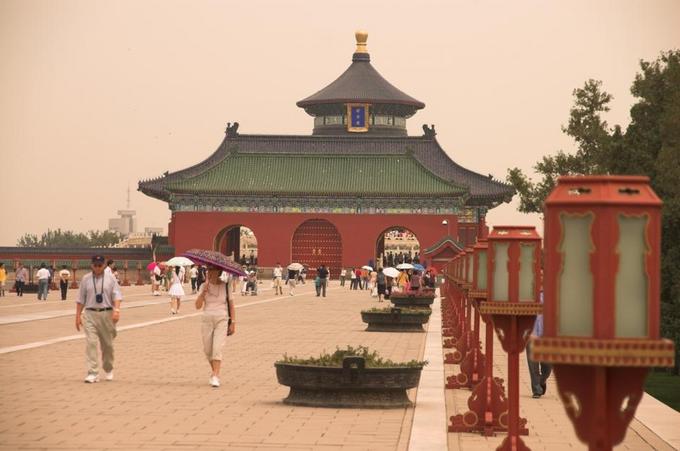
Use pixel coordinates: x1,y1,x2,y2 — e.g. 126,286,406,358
195,265,235,387
183,249,243,388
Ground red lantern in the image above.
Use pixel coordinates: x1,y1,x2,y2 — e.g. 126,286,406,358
533,176,675,450
480,226,541,450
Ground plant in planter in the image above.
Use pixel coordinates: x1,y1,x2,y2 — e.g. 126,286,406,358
361,307,432,332
275,345,427,408
390,289,436,308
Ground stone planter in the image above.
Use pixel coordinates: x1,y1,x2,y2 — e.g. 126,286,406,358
361,307,431,332
389,291,435,308
275,356,423,408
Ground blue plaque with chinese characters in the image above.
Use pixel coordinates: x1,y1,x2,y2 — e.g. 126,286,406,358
351,106,365,127
347,103,369,132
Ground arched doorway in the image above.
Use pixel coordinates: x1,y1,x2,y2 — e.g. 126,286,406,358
376,227,421,268
214,225,258,266
291,219,342,278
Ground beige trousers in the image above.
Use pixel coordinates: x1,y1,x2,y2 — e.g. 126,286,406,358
83,310,117,376
201,314,227,361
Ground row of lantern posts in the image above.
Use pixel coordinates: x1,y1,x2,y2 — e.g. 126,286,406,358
440,176,675,451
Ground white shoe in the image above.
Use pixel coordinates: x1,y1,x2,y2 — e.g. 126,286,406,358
210,376,220,387
84,374,98,383
170,309,176,315
104,371,114,381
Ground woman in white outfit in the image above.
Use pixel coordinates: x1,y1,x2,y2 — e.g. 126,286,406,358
168,266,185,314
195,266,236,387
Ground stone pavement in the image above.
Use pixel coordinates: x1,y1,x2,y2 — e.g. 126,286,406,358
0,281,677,450
0,282,425,450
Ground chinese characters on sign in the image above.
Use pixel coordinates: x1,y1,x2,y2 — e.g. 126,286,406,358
347,103,369,132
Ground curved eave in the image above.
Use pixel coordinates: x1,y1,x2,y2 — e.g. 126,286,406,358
423,235,465,255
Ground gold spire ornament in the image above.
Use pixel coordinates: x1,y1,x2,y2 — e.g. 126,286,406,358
355,30,368,54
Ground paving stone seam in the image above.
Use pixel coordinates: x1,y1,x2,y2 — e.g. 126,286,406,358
0,288,340,355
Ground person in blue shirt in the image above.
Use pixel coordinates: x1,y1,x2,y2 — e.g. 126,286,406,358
526,291,552,398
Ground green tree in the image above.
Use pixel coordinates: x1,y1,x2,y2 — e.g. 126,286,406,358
507,50,680,373
15,228,121,248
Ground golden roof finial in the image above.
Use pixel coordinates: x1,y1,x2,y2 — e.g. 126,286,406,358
355,30,368,54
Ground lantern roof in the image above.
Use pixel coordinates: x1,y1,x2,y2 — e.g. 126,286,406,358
545,175,662,207
488,225,541,241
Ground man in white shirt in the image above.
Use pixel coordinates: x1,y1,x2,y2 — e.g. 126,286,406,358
76,255,123,383
36,263,51,301
272,263,283,295
189,265,198,293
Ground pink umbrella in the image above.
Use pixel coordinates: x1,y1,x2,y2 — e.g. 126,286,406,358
146,262,158,271
182,249,247,277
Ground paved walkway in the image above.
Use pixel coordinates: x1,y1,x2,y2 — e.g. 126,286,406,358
0,281,677,450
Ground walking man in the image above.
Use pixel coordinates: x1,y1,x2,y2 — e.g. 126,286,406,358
526,291,551,398
59,265,71,301
15,263,27,296
189,265,198,294
317,264,328,297
76,255,123,383
273,263,283,295
36,263,50,300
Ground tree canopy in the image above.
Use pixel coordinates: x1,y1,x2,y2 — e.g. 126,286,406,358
17,229,121,248
507,50,680,372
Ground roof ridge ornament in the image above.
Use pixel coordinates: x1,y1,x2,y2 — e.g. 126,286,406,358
422,124,436,138
353,30,370,62
225,122,239,137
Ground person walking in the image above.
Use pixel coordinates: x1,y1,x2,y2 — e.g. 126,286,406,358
195,265,235,387
168,265,185,314
287,268,298,296
317,265,329,297
527,292,552,398
76,255,123,383
189,265,198,294
196,265,206,292
0,262,6,297
36,263,50,300
349,268,357,290
151,264,162,296
409,270,422,292
396,269,409,292
376,268,387,302
59,265,71,301
15,263,28,297
273,263,284,295
340,268,347,287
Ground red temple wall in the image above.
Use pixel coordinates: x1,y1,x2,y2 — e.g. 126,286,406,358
169,211,462,268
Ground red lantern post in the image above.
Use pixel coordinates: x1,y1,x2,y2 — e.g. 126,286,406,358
135,261,144,286
450,238,509,435
122,260,130,286
445,250,471,364
480,226,540,450
447,246,485,388
69,260,79,289
532,176,675,451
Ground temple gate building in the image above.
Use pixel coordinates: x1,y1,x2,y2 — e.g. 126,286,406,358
139,32,513,275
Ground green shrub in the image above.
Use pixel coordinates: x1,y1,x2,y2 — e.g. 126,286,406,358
277,345,427,368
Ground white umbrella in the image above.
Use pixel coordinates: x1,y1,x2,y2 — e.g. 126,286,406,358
166,256,194,266
382,267,400,278
396,263,414,270
287,262,304,271
361,265,373,271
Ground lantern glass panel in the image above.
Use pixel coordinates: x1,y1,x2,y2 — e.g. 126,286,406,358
615,215,648,337
519,243,536,302
477,250,487,290
466,254,473,282
558,213,594,337
493,243,509,301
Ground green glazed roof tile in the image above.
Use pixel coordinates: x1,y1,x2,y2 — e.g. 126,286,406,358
165,153,466,197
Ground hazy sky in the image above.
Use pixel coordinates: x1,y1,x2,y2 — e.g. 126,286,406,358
1,0,679,246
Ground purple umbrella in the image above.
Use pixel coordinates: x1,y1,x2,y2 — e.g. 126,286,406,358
182,249,247,277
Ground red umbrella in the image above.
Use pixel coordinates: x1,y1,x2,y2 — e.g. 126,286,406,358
182,249,247,277
146,262,158,271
